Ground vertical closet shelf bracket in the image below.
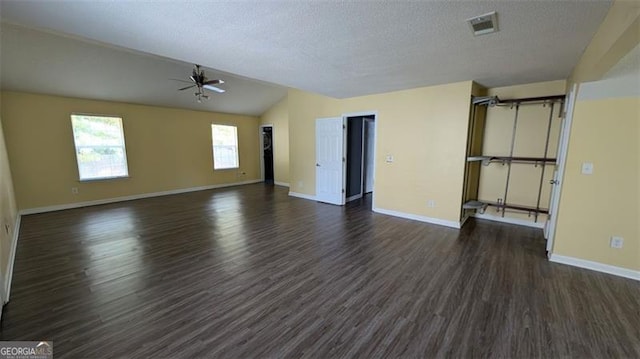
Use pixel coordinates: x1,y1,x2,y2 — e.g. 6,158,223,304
502,103,520,217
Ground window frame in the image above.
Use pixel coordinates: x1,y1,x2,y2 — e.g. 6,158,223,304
211,124,240,170
71,114,130,182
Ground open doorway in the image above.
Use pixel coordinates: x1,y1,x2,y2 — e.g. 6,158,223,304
345,115,375,204
261,125,274,185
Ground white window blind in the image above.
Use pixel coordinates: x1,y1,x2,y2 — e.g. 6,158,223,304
71,115,129,181
211,124,239,170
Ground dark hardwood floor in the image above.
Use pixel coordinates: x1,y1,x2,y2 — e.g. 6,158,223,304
1,184,639,358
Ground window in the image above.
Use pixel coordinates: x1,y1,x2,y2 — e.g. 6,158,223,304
71,114,129,181
211,124,239,170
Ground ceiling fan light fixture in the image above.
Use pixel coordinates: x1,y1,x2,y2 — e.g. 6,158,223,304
176,64,225,102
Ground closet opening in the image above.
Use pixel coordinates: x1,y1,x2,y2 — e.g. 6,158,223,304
261,125,274,185
462,94,568,234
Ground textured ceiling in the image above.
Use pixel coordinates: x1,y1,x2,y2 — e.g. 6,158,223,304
0,24,287,116
1,0,612,103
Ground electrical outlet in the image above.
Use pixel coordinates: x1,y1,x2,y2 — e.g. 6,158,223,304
427,200,436,208
581,162,594,175
610,236,624,249
385,155,394,163
71,187,79,195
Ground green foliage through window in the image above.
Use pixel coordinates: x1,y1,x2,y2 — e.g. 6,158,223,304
211,124,239,170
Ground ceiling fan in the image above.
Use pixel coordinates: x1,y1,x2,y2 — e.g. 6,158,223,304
175,64,225,102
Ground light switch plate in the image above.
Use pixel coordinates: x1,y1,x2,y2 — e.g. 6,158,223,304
386,155,394,163
610,236,624,249
581,162,593,175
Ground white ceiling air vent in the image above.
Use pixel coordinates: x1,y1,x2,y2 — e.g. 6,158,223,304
467,11,498,36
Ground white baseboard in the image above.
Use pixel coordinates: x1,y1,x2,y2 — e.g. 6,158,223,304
373,207,460,229
4,214,21,303
274,181,290,187
288,191,317,201
472,213,545,229
19,179,262,215
549,254,640,281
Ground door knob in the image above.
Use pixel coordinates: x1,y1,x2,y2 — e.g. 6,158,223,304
316,163,320,167
549,179,559,185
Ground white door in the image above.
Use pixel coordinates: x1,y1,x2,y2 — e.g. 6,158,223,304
545,84,577,252
316,117,346,205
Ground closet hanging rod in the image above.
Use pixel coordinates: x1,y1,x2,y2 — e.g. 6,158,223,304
498,94,565,103
472,94,565,106
495,100,562,107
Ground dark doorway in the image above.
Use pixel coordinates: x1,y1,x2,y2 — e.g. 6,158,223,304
262,126,274,184
345,115,375,204
346,118,363,200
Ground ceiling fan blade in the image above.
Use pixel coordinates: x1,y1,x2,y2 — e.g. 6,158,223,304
169,78,193,84
203,84,225,93
178,85,196,91
203,79,224,85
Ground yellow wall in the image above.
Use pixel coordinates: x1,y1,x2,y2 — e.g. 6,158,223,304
553,95,639,270
0,98,19,279
552,0,640,272
477,80,566,224
288,81,474,223
288,89,342,194
1,91,261,210
569,0,640,85
462,82,488,213
259,96,289,185
553,38,640,271
488,81,567,100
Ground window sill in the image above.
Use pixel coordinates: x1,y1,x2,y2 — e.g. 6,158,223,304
214,167,240,171
79,175,130,183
